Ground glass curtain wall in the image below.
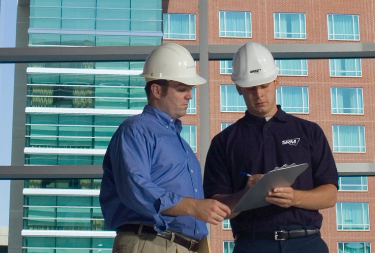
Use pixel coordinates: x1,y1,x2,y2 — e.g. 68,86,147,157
23,0,162,252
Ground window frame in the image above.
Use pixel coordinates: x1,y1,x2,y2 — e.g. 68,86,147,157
219,11,252,38
331,87,364,115
336,202,370,231
163,13,196,40
327,14,360,41
332,125,366,153
274,12,306,39
276,86,309,114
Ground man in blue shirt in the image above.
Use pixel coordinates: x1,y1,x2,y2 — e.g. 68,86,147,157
203,42,338,253
100,43,231,253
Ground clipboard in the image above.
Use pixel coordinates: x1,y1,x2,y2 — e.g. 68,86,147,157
233,163,308,212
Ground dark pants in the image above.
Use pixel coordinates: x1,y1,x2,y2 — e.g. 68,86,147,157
233,226,329,253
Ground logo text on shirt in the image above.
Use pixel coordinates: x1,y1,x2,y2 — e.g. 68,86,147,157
282,138,300,146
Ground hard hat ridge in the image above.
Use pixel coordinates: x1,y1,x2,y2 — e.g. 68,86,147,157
231,42,279,88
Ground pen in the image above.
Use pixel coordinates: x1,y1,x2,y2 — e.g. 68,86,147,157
240,171,251,177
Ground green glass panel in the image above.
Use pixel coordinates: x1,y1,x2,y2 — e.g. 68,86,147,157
26,154,58,165
58,156,93,165
61,74,94,85
57,207,91,218
95,75,129,86
60,115,92,125
30,18,61,29
62,19,95,30
30,7,61,18
31,0,61,6
92,238,114,249
28,74,60,84
61,35,95,46
97,9,130,19
56,237,91,248
96,20,130,31
93,156,104,165
24,237,55,247
26,196,56,206
97,0,130,8
62,0,96,7
96,36,131,46
94,116,126,126
62,8,95,19
130,62,144,70
29,34,61,46
130,36,161,46
131,0,161,9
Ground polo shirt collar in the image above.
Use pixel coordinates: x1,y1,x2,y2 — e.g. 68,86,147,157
243,105,287,125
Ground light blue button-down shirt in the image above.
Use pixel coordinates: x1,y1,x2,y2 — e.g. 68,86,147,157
100,105,208,240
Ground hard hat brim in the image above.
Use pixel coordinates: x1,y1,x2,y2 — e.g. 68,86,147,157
141,73,207,86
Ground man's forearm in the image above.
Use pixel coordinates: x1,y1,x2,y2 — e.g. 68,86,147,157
292,184,338,210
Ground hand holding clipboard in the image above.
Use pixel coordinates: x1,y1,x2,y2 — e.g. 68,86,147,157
233,163,308,212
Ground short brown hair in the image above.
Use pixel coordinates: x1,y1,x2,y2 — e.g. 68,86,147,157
144,79,169,99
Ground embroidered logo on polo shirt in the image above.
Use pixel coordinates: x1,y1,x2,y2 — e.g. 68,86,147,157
282,138,300,146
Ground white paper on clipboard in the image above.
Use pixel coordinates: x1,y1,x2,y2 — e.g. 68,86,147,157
233,163,308,213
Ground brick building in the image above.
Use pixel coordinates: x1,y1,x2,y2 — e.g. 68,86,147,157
164,0,375,252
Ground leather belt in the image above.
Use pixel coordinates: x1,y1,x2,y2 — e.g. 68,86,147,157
236,228,320,241
116,224,200,252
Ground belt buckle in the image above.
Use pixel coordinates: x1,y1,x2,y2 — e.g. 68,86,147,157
274,230,287,240
188,240,194,251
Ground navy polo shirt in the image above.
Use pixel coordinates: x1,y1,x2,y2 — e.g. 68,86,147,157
203,107,338,236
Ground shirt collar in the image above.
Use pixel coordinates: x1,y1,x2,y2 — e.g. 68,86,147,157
243,105,287,125
143,105,182,133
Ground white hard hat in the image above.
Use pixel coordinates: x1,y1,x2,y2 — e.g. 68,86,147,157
141,43,206,85
231,42,278,88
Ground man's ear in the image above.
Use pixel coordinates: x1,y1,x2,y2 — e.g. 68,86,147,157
150,83,162,99
236,85,243,95
274,77,279,89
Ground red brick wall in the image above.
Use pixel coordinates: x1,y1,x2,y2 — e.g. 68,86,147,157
166,0,375,252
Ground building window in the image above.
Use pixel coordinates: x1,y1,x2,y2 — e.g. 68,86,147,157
276,86,309,114
181,125,197,152
336,202,369,231
220,85,247,112
221,123,232,131
223,241,235,253
219,11,252,38
187,87,197,114
329,58,362,77
339,176,368,191
338,242,371,253
333,125,366,153
222,219,232,230
163,14,196,40
275,59,308,76
331,88,363,114
274,13,306,39
328,14,359,40
220,60,233,74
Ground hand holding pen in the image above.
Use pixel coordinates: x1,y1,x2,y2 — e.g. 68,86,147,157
240,172,263,189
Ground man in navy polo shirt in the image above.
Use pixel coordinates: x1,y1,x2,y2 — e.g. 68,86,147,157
203,42,338,253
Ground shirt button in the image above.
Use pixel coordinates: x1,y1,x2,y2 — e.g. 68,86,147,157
190,169,193,173
166,125,168,128
194,188,198,192
170,119,173,122
186,151,189,154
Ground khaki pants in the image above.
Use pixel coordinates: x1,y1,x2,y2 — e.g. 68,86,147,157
113,231,194,253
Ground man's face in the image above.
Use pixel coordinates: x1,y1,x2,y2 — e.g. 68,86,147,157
155,81,194,119
236,79,279,118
